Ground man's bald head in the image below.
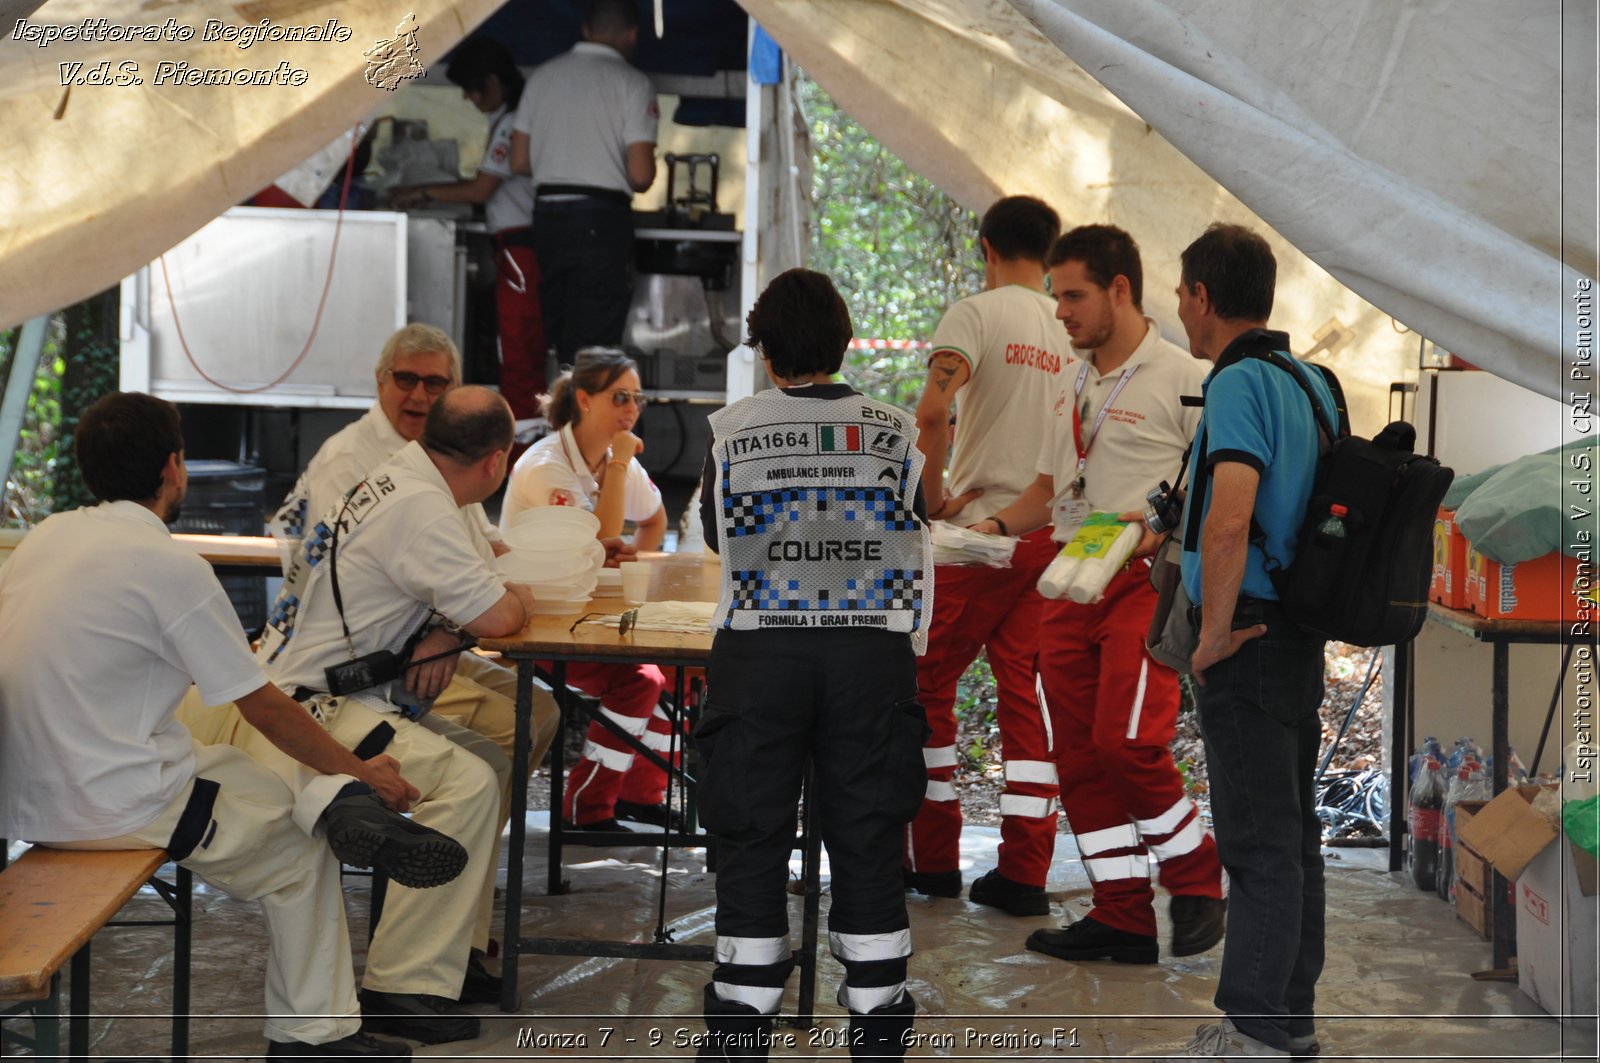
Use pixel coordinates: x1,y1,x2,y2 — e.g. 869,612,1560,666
422,385,514,466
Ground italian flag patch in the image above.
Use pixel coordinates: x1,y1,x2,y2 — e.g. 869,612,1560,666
819,425,862,452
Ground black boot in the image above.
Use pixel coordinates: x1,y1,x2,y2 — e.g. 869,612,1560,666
700,984,776,1061
849,993,915,1061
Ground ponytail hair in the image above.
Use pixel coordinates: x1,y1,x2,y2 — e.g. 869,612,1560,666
539,347,637,429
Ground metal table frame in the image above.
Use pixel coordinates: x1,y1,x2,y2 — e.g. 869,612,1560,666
487,623,825,1026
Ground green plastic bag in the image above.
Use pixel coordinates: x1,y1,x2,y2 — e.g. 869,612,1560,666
1564,794,1600,860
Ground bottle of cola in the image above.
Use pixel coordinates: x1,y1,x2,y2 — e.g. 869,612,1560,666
1408,756,1443,891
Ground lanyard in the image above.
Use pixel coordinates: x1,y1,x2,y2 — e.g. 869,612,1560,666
1067,360,1139,495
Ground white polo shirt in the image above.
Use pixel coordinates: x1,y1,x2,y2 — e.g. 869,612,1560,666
1036,318,1207,524
479,106,535,233
512,42,658,196
0,502,266,841
271,403,498,570
931,285,1074,519
259,443,508,705
500,424,663,531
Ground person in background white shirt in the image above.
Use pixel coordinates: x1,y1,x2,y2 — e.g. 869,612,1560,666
392,38,546,424
502,348,680,832
0,392,430,1061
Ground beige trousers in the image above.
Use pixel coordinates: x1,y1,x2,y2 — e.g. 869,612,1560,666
48,743,361,1046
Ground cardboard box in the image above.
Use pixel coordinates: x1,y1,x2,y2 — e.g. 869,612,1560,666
1466,548,1584,622
1515,838,1599,1021
1431,509,1469,608
1459,785,1599,1020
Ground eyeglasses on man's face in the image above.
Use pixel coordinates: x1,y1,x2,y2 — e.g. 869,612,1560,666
607,389,649,408
387,370,452,396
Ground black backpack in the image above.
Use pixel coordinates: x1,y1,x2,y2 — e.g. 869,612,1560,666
1243,350,1455,646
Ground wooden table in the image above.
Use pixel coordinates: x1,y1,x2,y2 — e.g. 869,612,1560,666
478,553,827,1021
172,533,281,574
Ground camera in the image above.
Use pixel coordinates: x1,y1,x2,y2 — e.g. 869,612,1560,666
325,650,403,696
1143,480,1184,535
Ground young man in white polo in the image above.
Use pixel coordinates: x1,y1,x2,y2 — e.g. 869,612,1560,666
977,224,1225,965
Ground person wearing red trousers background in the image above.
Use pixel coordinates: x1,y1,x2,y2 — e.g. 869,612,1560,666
905,196,1073,915
975,224,1225,964
392,37,546,424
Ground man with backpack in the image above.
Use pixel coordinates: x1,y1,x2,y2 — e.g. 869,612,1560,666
1167,224,1338,1060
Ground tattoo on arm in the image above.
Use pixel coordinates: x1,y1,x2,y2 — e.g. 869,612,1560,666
930,354,962,393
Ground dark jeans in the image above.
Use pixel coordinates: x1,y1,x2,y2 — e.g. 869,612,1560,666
1194,598,1326,1051
532,199,634,361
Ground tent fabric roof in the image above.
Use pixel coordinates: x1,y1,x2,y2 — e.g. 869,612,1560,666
3,0,1595,411
742,0,1598,408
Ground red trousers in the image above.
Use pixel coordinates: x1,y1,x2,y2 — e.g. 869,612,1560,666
1039,564,1223,936
549,659,679,824
494,235,547,421
905,529,1059,886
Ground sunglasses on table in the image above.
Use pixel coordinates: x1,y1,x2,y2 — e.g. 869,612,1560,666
387,370,452,395
606,389,649,408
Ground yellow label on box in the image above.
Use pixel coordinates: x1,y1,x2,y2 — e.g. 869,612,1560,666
1060,512,1127,559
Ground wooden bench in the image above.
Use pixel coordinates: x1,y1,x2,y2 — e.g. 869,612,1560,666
0,846,191,1061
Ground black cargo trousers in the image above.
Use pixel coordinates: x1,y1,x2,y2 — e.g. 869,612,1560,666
694,626,930,1061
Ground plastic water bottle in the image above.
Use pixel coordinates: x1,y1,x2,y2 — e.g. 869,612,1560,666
1317,504,1349,539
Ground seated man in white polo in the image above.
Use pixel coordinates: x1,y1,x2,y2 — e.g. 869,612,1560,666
0,391,431,1061
250,387,534,1044
269,323,559,838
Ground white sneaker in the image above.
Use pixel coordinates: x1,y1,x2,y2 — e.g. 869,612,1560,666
1169,1019,1289,1058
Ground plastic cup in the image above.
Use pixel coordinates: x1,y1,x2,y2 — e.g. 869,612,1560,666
620,561,652,604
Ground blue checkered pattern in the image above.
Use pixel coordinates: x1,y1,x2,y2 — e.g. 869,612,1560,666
728,568,923,613
720,482,920,540
273,495,308,540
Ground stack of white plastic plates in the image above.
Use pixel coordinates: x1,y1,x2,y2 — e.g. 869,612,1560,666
498,507,606,612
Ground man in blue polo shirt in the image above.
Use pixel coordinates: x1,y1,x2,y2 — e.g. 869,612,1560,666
1169,224,1337,1061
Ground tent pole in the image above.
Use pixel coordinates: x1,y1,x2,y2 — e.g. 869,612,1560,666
0,316,50,515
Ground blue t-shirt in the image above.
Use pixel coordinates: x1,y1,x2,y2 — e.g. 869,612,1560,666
1179,331,1338,603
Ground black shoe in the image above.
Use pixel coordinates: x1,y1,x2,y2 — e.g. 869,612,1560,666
967,868,1050,917
455,948,501,1005
357,989,480,1045
322,793,468,890
1169,894,1227,957
614,799,686,829
266,1031,412,1059
561,817,637,833
902,868,962,897
1026,915,1159,964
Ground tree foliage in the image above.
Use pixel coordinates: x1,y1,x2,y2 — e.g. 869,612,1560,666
799,74,982,409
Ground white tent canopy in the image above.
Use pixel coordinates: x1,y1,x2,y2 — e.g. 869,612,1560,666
2,0,1596,417
741,0,1598,416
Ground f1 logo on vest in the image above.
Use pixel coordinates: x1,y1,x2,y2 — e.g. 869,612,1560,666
868,430,902,456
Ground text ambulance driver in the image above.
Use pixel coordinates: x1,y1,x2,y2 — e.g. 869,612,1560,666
694,269,932,1062
254,388,535,1044
501,349,676,832
905,195,1071,915
1164,224,1337,1060
268,324,559,838
0,392,424,1062
977,225,1225,966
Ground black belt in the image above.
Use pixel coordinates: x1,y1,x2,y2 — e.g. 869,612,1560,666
535,183,631,206
494,227,535,248
1186,595,1286,630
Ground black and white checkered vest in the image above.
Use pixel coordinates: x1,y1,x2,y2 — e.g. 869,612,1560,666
708,388,932,652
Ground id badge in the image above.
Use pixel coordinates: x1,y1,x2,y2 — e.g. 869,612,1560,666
1052,497,1093,542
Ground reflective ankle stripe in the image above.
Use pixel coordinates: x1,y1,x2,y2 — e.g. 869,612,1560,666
999,794,1055,819
1003,759,1058,785
828,928,912,963
1084,853,1150,882
1135,796,1195,838
1147,817,1206,861
923,745,958,769
581,740,635,772
838,982,905,1013
716,935,792,966
713,981,784,1014
924,780,958,802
